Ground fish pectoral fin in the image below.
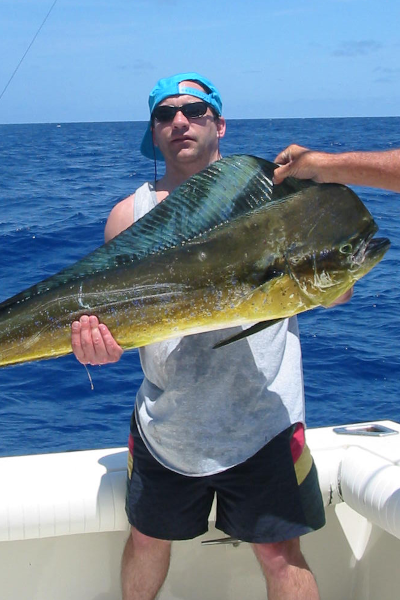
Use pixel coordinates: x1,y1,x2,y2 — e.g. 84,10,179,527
213,319,283,349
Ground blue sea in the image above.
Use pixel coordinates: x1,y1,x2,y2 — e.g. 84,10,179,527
0,118,399,457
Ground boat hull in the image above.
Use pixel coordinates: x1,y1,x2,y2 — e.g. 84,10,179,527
1,421,400,600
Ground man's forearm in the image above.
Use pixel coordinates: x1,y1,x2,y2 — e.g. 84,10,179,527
317,150,400,192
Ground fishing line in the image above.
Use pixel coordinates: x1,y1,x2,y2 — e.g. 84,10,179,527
152,137,158,183
84,364,95,391
0,0,59,102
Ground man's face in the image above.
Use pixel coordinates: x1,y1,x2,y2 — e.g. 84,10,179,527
151,81,226,167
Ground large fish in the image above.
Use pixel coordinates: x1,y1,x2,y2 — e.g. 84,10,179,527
0,155,390,367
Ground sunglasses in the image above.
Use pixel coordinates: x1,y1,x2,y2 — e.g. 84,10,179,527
152,101,209,123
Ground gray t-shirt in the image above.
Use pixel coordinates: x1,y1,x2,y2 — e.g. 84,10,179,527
134,182,305,476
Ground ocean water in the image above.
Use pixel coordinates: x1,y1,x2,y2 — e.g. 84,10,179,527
0,118,399,457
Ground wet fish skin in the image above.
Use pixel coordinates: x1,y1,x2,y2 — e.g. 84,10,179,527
0,155,390,367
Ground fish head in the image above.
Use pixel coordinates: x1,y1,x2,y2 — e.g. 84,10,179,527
278,184,391,307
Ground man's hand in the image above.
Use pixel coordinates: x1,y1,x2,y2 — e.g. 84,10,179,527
71,315,123,365
327,288,354,308
273,145,326,185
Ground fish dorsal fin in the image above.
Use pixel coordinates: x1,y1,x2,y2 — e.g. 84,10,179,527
72,153,315,267
0,155,275,307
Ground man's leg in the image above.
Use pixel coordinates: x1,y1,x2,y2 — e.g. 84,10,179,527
121,526,171,600
252,537,320,600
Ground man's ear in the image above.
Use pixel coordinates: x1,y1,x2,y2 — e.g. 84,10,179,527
217,116,226,139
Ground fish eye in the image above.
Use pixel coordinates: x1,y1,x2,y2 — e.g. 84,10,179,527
340,243,353,254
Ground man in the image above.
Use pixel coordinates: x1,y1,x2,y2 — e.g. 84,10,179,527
273,144,400,192
71,73,349,600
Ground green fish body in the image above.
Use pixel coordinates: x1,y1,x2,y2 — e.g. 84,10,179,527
0,155,390,367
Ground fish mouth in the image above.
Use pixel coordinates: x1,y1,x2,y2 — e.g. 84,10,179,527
353,236,390,267
364,237,391,259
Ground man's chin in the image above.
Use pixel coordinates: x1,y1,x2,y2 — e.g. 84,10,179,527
170,146,199,162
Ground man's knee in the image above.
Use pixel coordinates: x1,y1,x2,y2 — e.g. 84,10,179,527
252,537,307,574
130,526,172,554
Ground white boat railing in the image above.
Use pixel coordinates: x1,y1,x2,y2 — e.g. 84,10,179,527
309,420,400,541
1,420,399,543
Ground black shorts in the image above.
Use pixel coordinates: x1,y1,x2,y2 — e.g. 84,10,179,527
125,414,325,543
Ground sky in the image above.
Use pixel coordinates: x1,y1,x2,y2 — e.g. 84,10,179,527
1,0,400,124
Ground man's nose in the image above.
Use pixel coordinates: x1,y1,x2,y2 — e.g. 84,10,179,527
171,110,189,126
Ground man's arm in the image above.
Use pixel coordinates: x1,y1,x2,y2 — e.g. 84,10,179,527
71,194,135,365
273,145,400,192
